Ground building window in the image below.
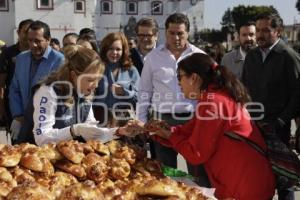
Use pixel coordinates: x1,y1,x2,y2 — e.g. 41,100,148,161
101,0,112,14
191,0,198,5
151,1,163,15
0,0,8,11
36,0,53,10
74,0,85,13
126,1,137,15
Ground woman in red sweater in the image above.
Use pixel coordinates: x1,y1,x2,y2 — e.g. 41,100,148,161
121,52,275,200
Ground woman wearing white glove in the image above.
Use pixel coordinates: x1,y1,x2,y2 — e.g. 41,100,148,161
71,123,118,143
31,45,118,146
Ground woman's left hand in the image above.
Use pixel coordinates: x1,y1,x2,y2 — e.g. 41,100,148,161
144,119,172,139
111,84,125,96
150,129,172,140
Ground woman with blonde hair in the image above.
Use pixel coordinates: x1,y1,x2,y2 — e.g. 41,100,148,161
94,32,140,124
25,45,118,145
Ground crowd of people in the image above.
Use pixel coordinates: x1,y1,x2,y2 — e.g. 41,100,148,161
0,11,300,200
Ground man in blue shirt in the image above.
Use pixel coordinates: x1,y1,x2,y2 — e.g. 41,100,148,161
9,20,64,143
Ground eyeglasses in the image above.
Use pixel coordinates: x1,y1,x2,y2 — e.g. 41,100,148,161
177,73,188,82
137,34,154,38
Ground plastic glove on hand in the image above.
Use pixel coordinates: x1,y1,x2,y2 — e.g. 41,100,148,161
72,123,118,142
88,127,119,143
10,119,22,141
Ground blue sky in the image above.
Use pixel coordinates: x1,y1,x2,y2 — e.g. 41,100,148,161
204,0,299,29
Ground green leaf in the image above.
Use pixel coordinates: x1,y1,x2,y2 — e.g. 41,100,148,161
162,165,193,179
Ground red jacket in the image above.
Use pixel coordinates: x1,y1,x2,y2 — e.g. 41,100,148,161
154,88,275,200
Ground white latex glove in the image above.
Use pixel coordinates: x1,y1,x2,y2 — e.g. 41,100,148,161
72,123,119,143
10,119,22,141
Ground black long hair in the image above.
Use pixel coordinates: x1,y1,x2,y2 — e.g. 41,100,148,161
178,53,251,104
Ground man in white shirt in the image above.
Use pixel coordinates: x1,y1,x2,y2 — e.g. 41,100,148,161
137,13,209,187
221,21,256,79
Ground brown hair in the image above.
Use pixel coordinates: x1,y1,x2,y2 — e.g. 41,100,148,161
135,17,159,34
100,32,132,70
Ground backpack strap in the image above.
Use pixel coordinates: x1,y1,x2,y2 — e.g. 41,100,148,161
295,126,300,154
225,132,267,157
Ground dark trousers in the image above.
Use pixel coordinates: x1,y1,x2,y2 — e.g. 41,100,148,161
151,111,211,187
277,125,295,200
278,188,295,200
264,119,295,200
274,121,294,200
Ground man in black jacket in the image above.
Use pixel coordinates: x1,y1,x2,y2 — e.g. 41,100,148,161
0,19,33,132
129,18,159,159
242,12,300,200
130,17,158,75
